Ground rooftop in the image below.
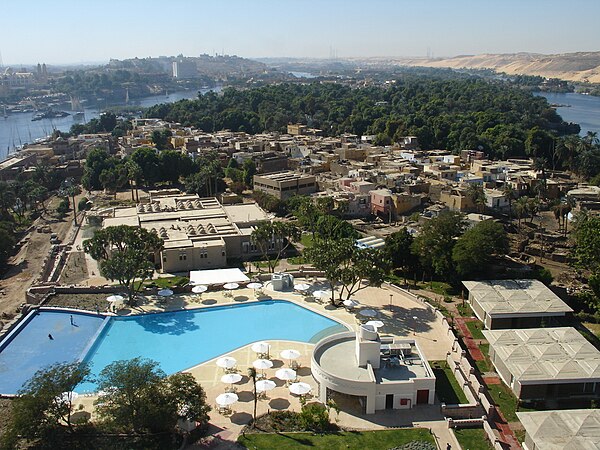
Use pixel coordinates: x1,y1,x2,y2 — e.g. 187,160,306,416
463,279,572,317
483,327,600,383
517,409,600,450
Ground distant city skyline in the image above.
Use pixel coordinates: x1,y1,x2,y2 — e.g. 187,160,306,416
2,0,599,66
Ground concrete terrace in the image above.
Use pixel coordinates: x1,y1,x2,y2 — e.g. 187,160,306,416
70,281,456,443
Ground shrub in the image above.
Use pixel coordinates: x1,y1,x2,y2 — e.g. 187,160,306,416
56,198,70,217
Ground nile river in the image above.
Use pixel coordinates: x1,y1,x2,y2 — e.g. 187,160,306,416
0,88,218,161
536,91,600,137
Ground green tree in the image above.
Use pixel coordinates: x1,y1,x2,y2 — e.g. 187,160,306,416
411,211,465,281
242,159,256,187
571,215,600,308
247,367,257,428
83,225,164,304
452,220,509,278
95,359,210,435
502,184,516,220
131,147,161,185
466,183,486,213
151,129,172,150
2,362,91,447
385,228,418,283
251,221,301,273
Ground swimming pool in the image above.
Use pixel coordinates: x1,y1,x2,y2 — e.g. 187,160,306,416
0,310,105,394
0,301,348,394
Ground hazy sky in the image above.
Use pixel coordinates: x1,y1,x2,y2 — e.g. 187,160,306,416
2,0,599,65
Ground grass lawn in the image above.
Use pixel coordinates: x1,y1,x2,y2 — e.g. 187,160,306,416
475,343,491,373
457,302,474,317
300,234,314,247
466,321,486,340
415,281,458,296
454,428,494,450
143,276,189,289
486,382,533,423
237,428,434,450
431,361,468,404
583,322,600,340
287,256,307,265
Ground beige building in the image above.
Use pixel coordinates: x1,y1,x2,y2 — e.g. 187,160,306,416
517,409,600,450
484,327,600,401
101,193,270,273
463,279,572,329
253,171,317,200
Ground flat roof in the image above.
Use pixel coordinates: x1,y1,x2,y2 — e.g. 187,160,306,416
222,203,268,224
255,171,315,181
314,336,430,383
517,409,600,450
463,279,572,317
189,268,250,285
483,327,600,383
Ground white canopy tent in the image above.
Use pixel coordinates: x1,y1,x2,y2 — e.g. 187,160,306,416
189,268,250,286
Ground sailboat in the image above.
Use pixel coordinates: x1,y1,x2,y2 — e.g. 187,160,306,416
70,96,84,121
2,105,7,119
125,88,129,105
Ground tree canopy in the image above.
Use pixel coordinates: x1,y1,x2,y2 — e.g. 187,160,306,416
83,225,164,304
452,220,509,278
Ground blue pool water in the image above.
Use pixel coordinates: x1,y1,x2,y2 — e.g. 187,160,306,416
78,300,347,391
0,301,347,394
0,310,105,394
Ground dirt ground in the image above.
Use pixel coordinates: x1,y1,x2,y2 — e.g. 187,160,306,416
0,197,75,318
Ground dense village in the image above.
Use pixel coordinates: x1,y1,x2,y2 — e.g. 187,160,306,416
0,105,598,449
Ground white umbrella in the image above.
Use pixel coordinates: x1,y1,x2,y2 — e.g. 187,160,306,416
280,349,301,361
252,359,273,370
220,373,242,385
216,392,238,406
223,283,239,290
359,308,378,317
275,368,297,381
158,289,174,297
216,356,237,369
252,341,271,355
365,320,384,328
294,283,311,292
313,290,331,299
289,382,312,396
192,285,208,294
256,379,276,392
56,391,79,404
106,295,124,303
343,299,360,308
247,282,263,289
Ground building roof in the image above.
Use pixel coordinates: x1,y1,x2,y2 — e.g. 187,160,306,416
189,268,250,285
483,327,600,383
462,279,572,317
517,409,600,450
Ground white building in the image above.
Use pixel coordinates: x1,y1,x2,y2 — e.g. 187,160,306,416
311,326,435,414
483,327,600,401
463,279,572,329
517,409,600,450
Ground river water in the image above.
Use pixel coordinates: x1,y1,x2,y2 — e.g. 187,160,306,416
535,91,600,137
0,88,218,161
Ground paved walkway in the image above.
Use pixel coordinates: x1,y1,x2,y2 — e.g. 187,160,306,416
72,281,456,447
454,317,485,361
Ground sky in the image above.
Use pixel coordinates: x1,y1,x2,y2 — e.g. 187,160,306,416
2,0,600,65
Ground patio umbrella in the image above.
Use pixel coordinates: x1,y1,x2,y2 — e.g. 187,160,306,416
256,379,276,393
56,391,79,404
223,283,239,290
275,368,297,382
289,382,312,396
280,349,301,362
365,320,384,328
247,282,263,289
192,285,208,294
359,308,378,317
216,392,238,406
294,283,311,292
312,290,331,300
252,359,273,370
106,295,124,303
252,341,271,355
216,356,237,369
220,373,242,385
343,299,360,308
158,289,174,297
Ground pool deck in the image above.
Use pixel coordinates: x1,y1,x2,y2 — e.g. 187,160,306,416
71,280,457,445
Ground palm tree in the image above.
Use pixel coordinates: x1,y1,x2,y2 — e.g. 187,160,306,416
515,196,529,228
502,184,516,220
533,157,548,199
247,367,258,428
466,183,486,213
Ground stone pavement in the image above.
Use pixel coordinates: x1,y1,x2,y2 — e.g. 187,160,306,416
72,280,457,447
